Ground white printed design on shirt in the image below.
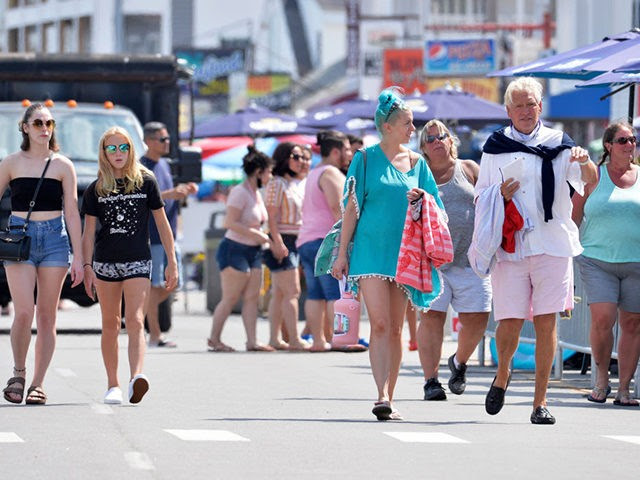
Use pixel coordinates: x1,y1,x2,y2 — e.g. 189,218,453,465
98,193,147,235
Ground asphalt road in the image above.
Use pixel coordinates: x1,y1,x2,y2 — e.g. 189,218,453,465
1,291,638,479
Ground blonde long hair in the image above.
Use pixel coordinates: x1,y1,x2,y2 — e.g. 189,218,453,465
96,126,152,196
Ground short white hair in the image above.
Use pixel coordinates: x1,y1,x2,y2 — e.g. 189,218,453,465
504,77,543,106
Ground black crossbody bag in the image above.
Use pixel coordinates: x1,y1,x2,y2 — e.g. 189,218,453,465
0,158,52,262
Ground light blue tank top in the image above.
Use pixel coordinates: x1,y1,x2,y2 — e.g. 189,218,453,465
581,164,640,262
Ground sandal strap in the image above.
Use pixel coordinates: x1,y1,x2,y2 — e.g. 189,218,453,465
5,376,25,387
27,386,46,399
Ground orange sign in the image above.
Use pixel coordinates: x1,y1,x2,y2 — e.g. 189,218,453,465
427,77,500,103
383,49,426,94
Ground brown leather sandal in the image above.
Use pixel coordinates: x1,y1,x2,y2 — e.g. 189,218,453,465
3,376,26,404
25,385,47,405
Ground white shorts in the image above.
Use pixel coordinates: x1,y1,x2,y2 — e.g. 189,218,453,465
430,265,492,313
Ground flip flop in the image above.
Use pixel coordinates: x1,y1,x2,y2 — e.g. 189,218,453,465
389,409,404,421
613,392,639,407
372,401,392,421
207,339,236,352
587,385,610,403
246,344,275,352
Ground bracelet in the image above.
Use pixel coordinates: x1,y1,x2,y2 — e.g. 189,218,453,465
83,263,92,268
579,159,591,166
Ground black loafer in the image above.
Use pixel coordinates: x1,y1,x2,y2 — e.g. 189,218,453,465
530,406,556,425
423,378,447,401
485,373,511,415
447,354,467,395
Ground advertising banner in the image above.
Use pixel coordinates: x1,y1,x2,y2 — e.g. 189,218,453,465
248,73,292,110
425,39,495,76
383,49,426,94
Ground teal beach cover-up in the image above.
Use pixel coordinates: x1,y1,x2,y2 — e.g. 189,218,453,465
343,144,445,311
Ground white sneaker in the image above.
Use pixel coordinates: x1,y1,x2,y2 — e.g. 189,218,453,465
104,386,123,405
128,374,149,404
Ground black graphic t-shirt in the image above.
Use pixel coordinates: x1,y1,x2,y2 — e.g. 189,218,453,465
82,175,164,262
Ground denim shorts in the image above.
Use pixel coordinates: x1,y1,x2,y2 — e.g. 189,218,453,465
263,234,299,272
4,215,70,268
216,237,262,273
299,238,340,301
150,243,183,288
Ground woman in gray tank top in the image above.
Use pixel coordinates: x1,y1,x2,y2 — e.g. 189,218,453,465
416,120,493,402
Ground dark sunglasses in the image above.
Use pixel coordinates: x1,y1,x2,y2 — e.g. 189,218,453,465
611,135,637,145
155,136,170,143
290,153,304,161
30,119,56,129
425,133,450,144
104,143,131,153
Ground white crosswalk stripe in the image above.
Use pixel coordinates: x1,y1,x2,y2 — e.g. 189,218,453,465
603,435,640,445
165,429,250,442
55,368,77,377
124,452,155,470
91,403,114,415
0,432,24,443
384,432,469,443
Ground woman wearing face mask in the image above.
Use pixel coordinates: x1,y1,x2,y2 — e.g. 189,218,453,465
1,103,84,405
207,146,275,352
572,121,640,407
263,142,310,351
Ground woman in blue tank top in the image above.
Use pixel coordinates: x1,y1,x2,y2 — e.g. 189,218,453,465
572,121,640,407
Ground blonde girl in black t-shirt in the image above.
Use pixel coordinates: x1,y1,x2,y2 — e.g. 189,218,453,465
81,126,178,405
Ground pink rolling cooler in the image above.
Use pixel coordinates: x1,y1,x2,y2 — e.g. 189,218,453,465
331,280,367,352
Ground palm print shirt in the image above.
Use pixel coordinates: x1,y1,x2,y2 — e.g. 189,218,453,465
81,175,164,262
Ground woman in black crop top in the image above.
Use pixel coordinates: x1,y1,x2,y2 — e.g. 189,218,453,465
0,103,84,406
81,126,177,405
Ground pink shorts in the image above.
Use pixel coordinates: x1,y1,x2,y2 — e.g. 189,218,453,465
491,254,574,321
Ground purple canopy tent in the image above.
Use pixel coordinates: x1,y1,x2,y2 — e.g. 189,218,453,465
190,106,318,139
406,88,508,126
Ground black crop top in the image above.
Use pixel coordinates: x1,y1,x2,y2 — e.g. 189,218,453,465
9,178,64,211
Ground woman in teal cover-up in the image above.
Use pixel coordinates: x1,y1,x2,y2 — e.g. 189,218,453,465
332,87,443,421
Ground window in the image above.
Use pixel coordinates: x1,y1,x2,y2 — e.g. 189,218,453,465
124,15,161,54
8,29,19,52
79,17,91,53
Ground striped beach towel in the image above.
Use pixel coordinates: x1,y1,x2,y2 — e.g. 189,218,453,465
395,194,453,292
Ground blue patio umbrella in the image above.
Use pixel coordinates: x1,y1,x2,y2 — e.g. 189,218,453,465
306,98,377,122
490,29,640,80
192,106,318,138
490,29,640,120
301,110,377,135
406,88,509,126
